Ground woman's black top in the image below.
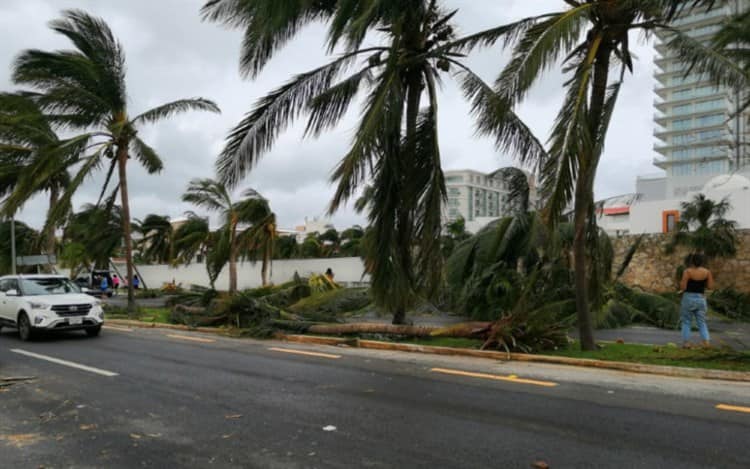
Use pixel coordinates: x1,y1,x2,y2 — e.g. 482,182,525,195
685,277,707,294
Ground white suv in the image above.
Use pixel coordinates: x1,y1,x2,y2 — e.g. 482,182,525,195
0,275,104,341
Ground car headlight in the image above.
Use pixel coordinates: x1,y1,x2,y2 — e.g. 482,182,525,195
29,301,49,310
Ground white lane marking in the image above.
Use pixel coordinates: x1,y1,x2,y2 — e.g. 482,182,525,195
10,349,119,377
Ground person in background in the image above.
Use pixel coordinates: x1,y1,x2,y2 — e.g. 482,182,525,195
325,268,334,282
679,253,714,348
112,274,120,296
133,275,140,290
100,275,109,299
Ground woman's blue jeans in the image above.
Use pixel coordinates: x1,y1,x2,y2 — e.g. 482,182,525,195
680,292,710,343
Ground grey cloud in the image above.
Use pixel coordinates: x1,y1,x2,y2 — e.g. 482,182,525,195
1,0,659,233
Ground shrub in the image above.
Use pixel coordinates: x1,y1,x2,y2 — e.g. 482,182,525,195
709,288,750,321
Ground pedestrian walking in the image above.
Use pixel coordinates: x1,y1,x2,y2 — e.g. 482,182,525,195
679,253,714,348
133,275,140,290
112,274,120,296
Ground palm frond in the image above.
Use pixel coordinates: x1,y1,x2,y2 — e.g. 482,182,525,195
216,50,367,187
130,137,164,173
133,98,220,125
201,0,337,78
182,178,232,213
496,4,593,103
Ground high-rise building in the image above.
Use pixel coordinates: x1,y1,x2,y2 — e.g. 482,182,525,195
652,0,749,199
443,168,537,233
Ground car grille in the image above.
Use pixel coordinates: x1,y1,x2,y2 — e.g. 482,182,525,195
51,304,92,317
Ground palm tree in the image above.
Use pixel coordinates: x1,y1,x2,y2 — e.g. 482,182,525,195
0,220,40,275
201,0,541,324
274,235,298,259
11,10,220,313
173,213,228,289
0,93,86,257
182,178,276,292
462,0,746,350
61,203,123,276
339,225,364,257
666,193,738,259
136,214,174,264
318,228,340,257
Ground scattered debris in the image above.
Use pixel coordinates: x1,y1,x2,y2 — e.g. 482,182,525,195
224,414,243,420
532,461,550,469
222,434,233,439
130,433,142,440
79,424,97,431
0,433,42,448
322,425,337,432
0,376,36,388
616,338,625,344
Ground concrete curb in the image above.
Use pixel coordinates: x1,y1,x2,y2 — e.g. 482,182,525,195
281,334,750,383
107,319,222,335
105,320,750,382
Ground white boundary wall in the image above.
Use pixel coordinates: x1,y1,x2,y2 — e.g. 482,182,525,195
130,257,368,290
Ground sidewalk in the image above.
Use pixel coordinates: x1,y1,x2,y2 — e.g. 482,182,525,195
572,319,750,350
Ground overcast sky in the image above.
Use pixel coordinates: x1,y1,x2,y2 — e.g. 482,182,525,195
0,0,660,231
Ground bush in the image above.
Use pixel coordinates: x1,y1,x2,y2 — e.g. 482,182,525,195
709,288,750,321
614,284,680,329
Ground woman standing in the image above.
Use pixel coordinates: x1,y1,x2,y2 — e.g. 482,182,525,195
679,253,714,348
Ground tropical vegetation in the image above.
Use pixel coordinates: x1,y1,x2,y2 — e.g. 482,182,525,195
7,10,219,313
666,193,738,260
182,178,276,293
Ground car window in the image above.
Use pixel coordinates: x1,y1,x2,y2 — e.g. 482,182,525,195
0,279,9,292
19,278,81,296
3,279,19,293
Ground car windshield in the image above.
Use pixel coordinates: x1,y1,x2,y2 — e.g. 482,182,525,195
19,278,82,296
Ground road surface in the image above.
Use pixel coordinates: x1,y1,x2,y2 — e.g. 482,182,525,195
0,325,748,468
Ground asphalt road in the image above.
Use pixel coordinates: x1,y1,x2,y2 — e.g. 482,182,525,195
0,326,749,468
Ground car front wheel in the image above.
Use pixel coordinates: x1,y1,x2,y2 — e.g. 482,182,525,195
18,313,35,341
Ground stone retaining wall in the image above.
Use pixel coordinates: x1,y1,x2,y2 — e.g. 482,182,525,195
612,230,750,293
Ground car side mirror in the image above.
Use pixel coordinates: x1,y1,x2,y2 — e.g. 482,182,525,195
5,289,18,297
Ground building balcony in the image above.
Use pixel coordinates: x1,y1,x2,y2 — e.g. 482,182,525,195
653,153,731,170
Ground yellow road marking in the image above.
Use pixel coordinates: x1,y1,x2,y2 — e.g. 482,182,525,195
716,404,750,414
166,334,215,343
268,347,341,359
103,325,133,332
430,368,558,387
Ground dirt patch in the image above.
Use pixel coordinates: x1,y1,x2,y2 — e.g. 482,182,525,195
0,433,43,448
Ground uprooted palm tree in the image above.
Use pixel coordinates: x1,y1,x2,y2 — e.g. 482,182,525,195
462,0,747,350
666,193,738,259
12,10,220,313
0,93,85,258
182,178,276,293
202,0,541,324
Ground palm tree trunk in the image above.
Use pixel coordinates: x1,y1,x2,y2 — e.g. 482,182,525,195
573,42,613,351
390,79,423,326
44,187,59,268
116,144,137,315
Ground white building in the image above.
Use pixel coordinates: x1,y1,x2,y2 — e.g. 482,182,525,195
292,217,335,243
651,0,749,198
444,168,538,233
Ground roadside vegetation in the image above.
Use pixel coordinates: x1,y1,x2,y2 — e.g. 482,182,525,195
0,1,748,364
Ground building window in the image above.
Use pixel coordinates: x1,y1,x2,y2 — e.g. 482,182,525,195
445,176,463,183
662,210,680,233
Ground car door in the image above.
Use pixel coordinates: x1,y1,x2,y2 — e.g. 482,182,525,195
2,279,23,323
0,279,13,322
